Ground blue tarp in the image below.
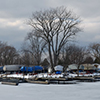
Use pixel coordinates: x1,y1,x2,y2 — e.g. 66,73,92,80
20,66,43,72
0,66,3,71
79,70,83,72
55,71,61,74
33,66,43,71
20,66,33,72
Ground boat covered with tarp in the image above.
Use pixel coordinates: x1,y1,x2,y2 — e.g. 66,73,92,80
0,66,4,72
3,65,21,72
20,66,43,72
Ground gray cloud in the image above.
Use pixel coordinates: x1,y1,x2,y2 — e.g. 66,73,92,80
0,0,100,49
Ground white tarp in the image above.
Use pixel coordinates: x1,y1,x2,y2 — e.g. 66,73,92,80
67,64,84,70
3,65,21,71
54,65,63,71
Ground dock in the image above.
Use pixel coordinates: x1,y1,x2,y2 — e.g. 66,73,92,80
26,79,50,84
74,76,95,82
1,73,100,85
1,78,19,86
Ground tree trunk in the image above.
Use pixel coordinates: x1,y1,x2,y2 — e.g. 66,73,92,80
77,65,80,76
48,43,54,72
54,53,58,67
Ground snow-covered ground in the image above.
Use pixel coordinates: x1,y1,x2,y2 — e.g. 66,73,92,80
0,82,100,100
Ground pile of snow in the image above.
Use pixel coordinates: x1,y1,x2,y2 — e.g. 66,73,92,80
2,72,100,79
2,74,35,79
2,73,64,79
37,73,64,78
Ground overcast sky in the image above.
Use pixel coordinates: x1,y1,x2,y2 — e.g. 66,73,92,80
0,0,100,49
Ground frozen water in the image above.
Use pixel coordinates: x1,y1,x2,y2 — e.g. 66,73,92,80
0,82,100,100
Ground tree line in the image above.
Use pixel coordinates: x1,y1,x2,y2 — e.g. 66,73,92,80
0,6,100,73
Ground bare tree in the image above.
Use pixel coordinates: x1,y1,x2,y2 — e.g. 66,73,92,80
0,41,19,65
83,56,94,64
27,6,81,71
61,44,86,75
21,52,31,66
89,43,100,64
22,31,47,65
0,41,7,65
1,46,18,65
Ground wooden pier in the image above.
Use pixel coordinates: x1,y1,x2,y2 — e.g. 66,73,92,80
1,74,100,85
1,78,19,86
1,81,19,86
25,77,76,84
74,76,95,82
26,79,49,84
